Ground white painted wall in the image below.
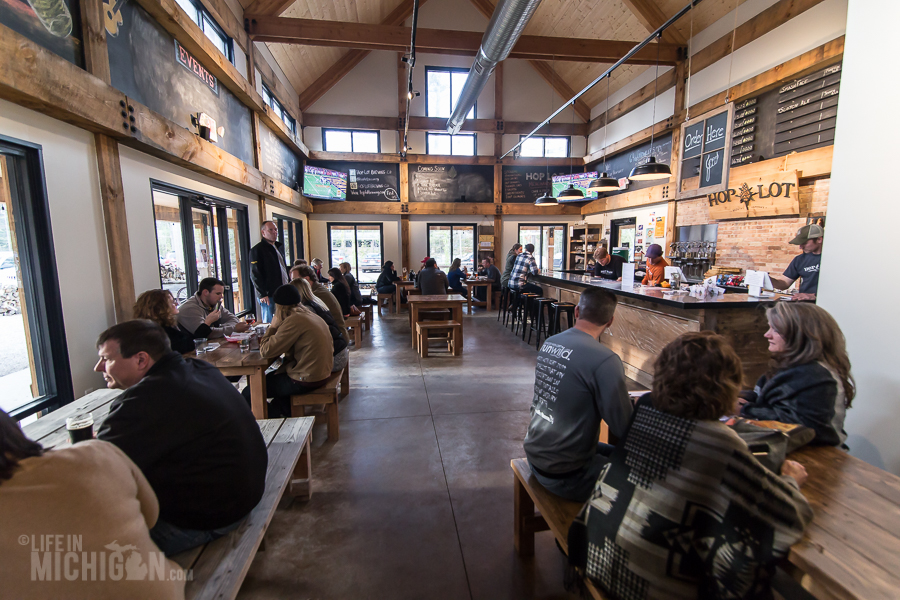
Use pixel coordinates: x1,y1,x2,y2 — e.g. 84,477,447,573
307,214,402,271
584,201,670,260
818,1,900,475
308,51,400,117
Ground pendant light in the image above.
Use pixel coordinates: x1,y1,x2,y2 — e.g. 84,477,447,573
536,57,558,206
588,75,621,192
629,33,672,181
558,97,585,201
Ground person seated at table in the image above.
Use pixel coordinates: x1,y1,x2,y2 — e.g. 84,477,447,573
508,243,542,295
311,258,329,283
327,267,355,317
291,266,349,345
447,258,469,298
641,243,669,286
293,258,307,267
293,277,349,374
475,257,501,302
567,331,812,600
524,288,633,502
416,257,449,295
592,246,624,281
134,288,217,354
739,302,854,447
341,261,368,307
0,409,186,599
242,285,334,418
501,243,523,290
376,260,402,298
177,277,250,339
94,320,268,556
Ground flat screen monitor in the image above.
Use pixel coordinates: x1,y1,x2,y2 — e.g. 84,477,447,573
303,166,348,201
552,171,597,202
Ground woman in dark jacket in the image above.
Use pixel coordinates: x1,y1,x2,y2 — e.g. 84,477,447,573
327,267,354,316
376,260,401,295
133,289,216,353
340,262,367,307
447,257,468,298
501,243,522,289
739,302,855,447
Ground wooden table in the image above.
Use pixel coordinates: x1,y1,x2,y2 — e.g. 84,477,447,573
462,278,493,312
407,294,465,351
395,280,416,313
187,342,275,419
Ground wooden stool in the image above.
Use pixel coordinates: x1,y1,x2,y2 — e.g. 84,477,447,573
361,304,372,330
376,293,393,314
416,320,461,357
345,315,362,346
340,358,349,398
290,370,342,441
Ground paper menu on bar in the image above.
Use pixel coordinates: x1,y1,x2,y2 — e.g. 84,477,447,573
745,270,773,297
621,263,636,289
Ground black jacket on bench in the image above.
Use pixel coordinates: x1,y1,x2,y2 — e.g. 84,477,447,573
98,352,268,530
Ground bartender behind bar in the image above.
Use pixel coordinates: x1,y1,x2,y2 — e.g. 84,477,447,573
773,224,823,301
592,247,624,281
642,244,669,286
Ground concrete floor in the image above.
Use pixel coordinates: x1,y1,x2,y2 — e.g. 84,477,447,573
240,306,640,600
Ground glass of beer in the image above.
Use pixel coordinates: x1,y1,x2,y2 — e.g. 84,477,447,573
66,413,94,444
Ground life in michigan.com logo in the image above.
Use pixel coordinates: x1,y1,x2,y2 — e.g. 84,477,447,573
21,534,192,582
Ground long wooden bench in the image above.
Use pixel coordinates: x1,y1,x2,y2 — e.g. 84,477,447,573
511,458,608,600
290,369,342,441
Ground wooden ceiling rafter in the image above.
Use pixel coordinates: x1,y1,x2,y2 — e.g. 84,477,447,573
619,0,687,45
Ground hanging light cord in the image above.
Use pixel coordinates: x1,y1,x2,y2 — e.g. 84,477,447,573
725,0,739,103
685,2,694,120
647,33,662,160
601,75,611,169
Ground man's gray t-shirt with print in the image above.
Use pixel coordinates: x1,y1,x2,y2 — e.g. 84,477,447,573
524,328,633,474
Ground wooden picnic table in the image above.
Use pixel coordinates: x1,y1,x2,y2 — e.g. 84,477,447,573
407,294,466,351
186,342,274,419
462,277,493,312
395,280,416,313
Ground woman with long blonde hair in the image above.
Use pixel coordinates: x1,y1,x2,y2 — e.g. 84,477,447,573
133,289,218,353
740,302,855,446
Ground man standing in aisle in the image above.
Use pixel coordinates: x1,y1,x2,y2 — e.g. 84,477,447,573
524,287,633,501
508,243,542,295
773,223,823,301
250,220,290,323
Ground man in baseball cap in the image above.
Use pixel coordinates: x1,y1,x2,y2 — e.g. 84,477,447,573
641,243,669,286
774,223,824,301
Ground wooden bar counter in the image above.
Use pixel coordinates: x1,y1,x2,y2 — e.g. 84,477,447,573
533,272,777,387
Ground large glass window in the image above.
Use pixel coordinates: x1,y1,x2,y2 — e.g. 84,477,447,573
0,140,73,420
426,133,475,156
327,223,383,285
426,67,475,119
519,135,569,158
274,213,304,265
518,224,566,271
174,0,234,64
323,129,380,153
151,184,251,313
262,84,297,134
427,224,476,271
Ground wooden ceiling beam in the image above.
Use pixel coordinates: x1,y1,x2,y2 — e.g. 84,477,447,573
309,201,581,215
246,17,681,64
308,150,577,166
303,113,589,135
619,0,687,45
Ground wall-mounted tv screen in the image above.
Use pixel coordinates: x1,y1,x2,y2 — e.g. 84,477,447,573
303,166,348,201
552,171,598,202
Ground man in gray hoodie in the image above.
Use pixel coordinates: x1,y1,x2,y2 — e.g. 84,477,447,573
177,277,250,339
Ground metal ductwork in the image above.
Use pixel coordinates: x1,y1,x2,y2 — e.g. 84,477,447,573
446,0,544,134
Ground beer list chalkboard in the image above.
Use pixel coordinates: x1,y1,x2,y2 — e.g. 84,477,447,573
408,164,493,202
589,133,673,197
307,161,400,201
502,166,570,203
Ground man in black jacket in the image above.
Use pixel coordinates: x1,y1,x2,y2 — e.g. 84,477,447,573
250,220,290,323
95,320,268,556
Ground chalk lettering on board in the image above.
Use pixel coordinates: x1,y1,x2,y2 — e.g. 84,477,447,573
704,152,719,181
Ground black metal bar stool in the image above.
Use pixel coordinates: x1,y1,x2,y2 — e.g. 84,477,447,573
498,287,511,322
505,288,522,329
527,297,554,348
514,293,538,337
549,302,575,336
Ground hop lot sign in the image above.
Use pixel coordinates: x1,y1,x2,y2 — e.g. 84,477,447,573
706,170,800,220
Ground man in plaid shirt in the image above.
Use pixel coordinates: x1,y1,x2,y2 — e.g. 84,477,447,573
508,244,543,295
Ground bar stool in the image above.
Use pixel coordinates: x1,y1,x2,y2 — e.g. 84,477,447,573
513,292,538,337
507,288,525,330
549,302,575,337
527,297,554,348
497,287,510,322
518,293,541,340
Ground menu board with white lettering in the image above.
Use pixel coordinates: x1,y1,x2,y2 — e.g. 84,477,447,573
408,164,493,202
676,103,734,199
307,161,400,201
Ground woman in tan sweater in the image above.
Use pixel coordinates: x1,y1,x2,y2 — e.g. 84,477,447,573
0,410,185,599
242,284,334,418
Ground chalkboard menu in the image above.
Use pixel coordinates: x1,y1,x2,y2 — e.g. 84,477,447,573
307,161,400,201
502,166,569,203
677,104,734,198
589,133,673,197
408,164,493,203
260,123,301,190
106,2,253,165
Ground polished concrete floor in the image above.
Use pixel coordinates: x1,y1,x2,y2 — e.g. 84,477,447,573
240,306,635,600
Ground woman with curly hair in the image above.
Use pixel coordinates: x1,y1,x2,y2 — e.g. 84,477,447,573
739,302,855,446
133,289,218,353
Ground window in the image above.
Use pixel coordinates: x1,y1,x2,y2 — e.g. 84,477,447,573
274,213,303,266
427,224,476,271
174,0,234,64
518,224,566,270
0,138,73,420
323,129,380,153
426,67,475,119
327,223,383,285
426,133,475,156
519,136,569,158
262,84,296,134
151,183,252,313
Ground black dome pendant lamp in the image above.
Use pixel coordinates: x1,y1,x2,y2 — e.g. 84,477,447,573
629,33,672,182
536,59,558,206
589,75,622,192
558,97,584,202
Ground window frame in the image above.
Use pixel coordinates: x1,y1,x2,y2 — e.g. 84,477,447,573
425,66,476,119
0,135,74,421
150,181,253,315
326,222,385,284
175,0,234,64
426,223,477,270
425,132,476,156
273,213,304,266
517,223,568,270
262,83,296,134
518,135,570,158
322,128,381,153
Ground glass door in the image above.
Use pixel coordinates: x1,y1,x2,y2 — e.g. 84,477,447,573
518,224,566,270
327,223,384,285
427,224,475,270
